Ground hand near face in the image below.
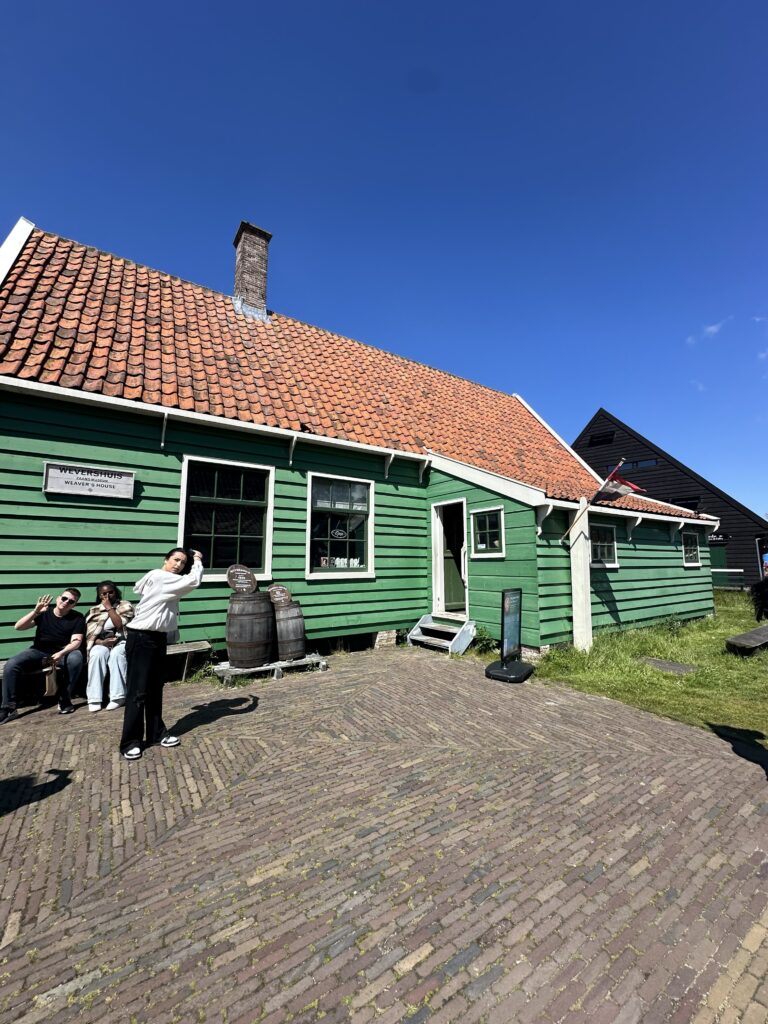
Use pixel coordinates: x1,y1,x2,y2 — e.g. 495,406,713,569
34,595,52,614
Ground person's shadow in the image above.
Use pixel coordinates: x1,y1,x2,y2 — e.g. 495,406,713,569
708,724,768,780
0,769,73,815
171,695,259,738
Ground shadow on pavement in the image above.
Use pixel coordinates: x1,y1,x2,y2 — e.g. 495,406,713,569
171,695,259,737
708,723,768,780
0,769,73,815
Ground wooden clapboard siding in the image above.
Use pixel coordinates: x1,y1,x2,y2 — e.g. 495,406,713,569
0,392,430,657
426,470,540,646
573,409,768,587
589,515,714,632
536,510,574,646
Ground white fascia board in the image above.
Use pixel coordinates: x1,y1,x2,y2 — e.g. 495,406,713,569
0,375,430,468
546,496,718,530
426,450,546,507
0,217,34,290
513,392,604,484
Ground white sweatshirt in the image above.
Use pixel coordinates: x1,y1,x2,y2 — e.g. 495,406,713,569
127,560,204,637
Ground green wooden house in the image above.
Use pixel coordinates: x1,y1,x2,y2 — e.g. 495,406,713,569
0,217,718,660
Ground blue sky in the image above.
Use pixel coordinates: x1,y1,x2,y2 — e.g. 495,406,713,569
2,1,766,516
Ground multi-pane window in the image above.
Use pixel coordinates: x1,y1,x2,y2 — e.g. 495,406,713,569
471,509,504,557
590,524,617,566
682,532,700,566
183,461,269,572
310,476,370,572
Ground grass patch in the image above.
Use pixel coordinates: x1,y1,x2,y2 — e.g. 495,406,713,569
536,591,768,738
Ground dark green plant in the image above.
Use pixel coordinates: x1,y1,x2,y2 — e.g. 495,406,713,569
472,626,499,656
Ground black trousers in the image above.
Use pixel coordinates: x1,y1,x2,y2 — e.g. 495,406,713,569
120,630,169,752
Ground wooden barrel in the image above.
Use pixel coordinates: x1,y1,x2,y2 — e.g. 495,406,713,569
226,592,274,667
275,602,305,662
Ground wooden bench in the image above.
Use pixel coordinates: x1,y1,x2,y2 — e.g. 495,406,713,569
725,625,768,657
1,639,213,695
166,640,212,682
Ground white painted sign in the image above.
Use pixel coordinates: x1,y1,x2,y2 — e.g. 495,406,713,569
44,462,135,499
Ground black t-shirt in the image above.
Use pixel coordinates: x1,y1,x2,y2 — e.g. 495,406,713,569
32,609,86,655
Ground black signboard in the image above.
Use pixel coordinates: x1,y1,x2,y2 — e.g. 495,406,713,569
501,588,522,664
485,588,534,684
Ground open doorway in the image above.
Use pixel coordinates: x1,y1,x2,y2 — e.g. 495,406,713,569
432,500,467,615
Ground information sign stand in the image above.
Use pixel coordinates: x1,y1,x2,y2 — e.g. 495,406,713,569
485,588,534,684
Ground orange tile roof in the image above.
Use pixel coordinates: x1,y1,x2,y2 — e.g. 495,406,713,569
0,227,697,518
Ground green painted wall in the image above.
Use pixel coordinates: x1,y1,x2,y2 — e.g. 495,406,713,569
536,509,574,646
589,514,714,631
426,471,540,647
0,392,430,658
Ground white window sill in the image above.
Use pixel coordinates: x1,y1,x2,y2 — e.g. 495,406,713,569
306,571,375,581
471,553,505,560
591,562,619,570
203,573,272,585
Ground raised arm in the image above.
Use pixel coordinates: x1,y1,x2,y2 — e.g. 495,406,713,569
15,595,51,630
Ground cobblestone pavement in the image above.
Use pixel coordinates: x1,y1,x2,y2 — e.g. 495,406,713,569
1,646,767,1023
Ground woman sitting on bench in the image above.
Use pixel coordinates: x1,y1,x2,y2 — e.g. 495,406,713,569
85,581,135,712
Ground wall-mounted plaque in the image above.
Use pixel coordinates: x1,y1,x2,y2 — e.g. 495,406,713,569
44,462,135,499
226,564,257,593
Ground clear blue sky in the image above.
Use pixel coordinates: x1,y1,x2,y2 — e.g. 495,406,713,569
2,1,766,516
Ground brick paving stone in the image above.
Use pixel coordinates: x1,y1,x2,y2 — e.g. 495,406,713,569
0,646,767,1023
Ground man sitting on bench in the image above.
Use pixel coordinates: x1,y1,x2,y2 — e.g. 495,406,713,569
0,589,86,723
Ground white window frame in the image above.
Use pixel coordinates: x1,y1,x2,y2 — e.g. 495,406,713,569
590,523,619,568
306,471,375,580
178,455,275,584
470,505,506,559
682,531,701,567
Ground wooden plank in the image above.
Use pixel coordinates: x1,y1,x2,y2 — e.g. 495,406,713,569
725,625,768,656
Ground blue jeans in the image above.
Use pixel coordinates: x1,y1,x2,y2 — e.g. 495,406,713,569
1,647,84,710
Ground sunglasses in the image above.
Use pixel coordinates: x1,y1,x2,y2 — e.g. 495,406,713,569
59,595,77,605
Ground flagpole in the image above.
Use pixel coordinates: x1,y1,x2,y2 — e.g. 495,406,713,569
559,458,626,545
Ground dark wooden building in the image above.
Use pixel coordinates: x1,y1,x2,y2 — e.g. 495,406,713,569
573,409,768,588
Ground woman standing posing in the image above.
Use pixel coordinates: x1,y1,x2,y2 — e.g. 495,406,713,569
120,547,204,761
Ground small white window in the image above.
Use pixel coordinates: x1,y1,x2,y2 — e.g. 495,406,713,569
471,507,505,559
591,524,618,567
306,472,375,579
682,532,701,567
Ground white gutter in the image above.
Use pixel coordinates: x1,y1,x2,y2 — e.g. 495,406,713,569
0,217,34,290
0,376,430,467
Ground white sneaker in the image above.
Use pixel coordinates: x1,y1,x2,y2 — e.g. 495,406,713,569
105,700,123,711
88,704,101,713
122,746,142,760
160,735,180,748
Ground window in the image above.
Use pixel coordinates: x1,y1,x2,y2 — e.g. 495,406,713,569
667,496,701,512
471,507,505,558
682,532,700,566
590,524,618,567
307,473,374,577
181,457,274,576
607,458,657,473
588,431,615,447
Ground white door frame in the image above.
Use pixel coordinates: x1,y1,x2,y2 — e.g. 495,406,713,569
430,498,468,618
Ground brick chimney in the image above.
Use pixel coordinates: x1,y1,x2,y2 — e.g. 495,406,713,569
233,221,272,320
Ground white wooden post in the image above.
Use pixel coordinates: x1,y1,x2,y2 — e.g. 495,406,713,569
569,498,593,651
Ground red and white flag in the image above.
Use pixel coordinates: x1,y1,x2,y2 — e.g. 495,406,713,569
595,472,645,501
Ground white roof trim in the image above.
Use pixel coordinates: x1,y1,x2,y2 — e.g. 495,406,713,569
426,450,546,506
0,376,430,466
514,392,604,484
0,217,34,291
545,496,717,529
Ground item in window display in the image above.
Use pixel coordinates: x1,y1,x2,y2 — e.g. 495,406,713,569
331,528,347,539
226,564,258,593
